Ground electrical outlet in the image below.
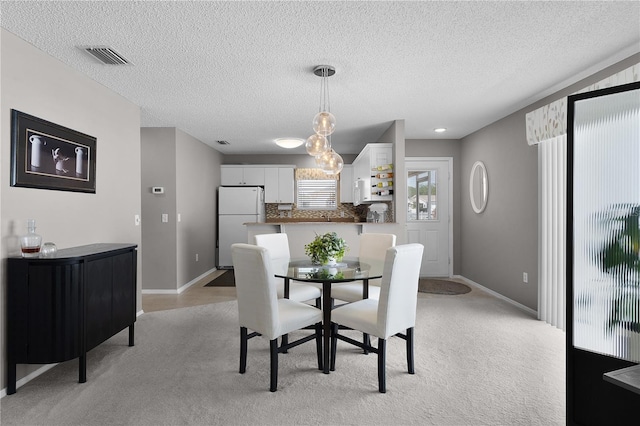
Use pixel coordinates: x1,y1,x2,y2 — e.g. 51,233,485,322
161,214,168,223
196,253,199,262
134,214,140,226
523,272,528,283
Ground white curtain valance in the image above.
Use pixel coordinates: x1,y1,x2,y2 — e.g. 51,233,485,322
526,63,639,145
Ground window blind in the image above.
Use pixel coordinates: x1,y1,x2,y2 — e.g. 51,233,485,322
297,179,337,210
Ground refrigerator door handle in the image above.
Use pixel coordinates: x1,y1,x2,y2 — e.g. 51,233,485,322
257,189,261,212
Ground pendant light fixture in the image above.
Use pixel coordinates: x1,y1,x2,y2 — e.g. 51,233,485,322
317,147,344,175
306,65,343,174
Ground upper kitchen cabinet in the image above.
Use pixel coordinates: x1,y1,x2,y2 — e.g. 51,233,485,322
220,165,265,186
352,143,393,204
339,165,353,203
264,166,295,204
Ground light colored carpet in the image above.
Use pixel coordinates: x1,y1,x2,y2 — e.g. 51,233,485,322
0,287,565,425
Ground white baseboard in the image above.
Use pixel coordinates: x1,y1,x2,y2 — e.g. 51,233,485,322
142,267,218,295
454,275,538,318
0,363,59,399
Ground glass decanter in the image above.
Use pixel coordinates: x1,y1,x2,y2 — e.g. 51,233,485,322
20,219,42,257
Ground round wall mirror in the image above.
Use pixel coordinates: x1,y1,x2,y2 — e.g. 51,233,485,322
469,161,488,214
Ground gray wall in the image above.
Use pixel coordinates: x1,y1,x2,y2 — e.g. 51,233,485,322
406,139,462,275
460,52,640,311
460,112,538,309
175,128,221,287
141,128,178,290
141,128,222,291
1,29,142,388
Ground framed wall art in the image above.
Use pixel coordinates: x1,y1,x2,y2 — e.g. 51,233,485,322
11,109,96,193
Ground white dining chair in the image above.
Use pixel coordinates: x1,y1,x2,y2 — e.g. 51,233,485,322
254,233,322,307
232,243,323,392
330,243,424,393
331,233,396,304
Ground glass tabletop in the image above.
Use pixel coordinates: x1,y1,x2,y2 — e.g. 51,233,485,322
275,257,383,283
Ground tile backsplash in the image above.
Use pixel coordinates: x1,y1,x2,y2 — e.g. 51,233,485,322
265,202,393,222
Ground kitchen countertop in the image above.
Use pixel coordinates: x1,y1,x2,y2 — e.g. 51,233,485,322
246,220,395,225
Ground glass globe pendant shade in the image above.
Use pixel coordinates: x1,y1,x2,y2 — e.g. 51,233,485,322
305,134,330,157
315,151,328,167
318,149,344,175
312,111,336,136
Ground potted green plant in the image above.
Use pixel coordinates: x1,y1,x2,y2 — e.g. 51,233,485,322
304,232,349,265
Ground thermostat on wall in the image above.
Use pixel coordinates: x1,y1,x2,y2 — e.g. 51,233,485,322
152,187,164,194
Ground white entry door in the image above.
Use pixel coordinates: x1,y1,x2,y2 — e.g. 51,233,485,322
405,158,452,277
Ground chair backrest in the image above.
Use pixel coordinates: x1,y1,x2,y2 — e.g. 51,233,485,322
254,233,291,277
376,243,424,339
359,233,396,287
359,233,396,260
254,233,290,260
231,243,280,339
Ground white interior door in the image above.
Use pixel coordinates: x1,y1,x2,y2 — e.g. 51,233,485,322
405,158,452,277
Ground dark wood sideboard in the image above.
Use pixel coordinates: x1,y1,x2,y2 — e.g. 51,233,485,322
6,243,137,395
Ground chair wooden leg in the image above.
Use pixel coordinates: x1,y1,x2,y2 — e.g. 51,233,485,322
315,322,323,371
281,334,288,353
240,327,248,374
378,338,386,393
406,327,415,374
270,339,278,392
363,333,370,354
330,323,338,371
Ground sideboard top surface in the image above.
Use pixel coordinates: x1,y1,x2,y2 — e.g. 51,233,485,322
9,243,137,262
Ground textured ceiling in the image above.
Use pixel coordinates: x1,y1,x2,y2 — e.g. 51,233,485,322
1,1,639,155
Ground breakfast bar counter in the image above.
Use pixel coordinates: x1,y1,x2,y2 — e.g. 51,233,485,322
245,221,400,258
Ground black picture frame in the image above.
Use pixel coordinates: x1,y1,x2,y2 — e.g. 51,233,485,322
10,109,96,193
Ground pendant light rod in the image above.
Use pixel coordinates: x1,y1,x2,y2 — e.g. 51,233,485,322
314,65,335,113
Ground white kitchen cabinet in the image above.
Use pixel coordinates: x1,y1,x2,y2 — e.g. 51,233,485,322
339,165,353,203
352,143,393,203
264,167,294,203
220,166,265,186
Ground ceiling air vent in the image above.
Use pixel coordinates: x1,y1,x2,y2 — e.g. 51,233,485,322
81,46,131,65
216,140,230,145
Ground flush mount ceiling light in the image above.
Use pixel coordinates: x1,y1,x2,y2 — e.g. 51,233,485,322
434,128,447,133
306,65,343,175
274,138,305,148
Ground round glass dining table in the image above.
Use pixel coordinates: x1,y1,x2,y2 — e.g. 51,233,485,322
274,257,383,374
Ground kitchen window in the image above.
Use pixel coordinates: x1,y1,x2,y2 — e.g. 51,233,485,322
297,179,337,210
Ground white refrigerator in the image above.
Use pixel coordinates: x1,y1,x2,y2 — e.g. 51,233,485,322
217,186,265,268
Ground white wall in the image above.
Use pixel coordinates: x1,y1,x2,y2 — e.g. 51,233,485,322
1,29,142,391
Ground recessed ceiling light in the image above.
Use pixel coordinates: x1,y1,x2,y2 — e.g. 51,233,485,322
275,138,305,149
434,128,447,133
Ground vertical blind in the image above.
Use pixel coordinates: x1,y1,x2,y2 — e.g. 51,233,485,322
539,135,567,331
